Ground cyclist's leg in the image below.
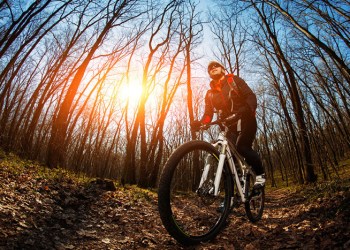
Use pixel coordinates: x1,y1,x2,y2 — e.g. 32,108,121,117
235,116,265,178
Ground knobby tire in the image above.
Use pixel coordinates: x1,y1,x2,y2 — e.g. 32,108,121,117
158,140,233,246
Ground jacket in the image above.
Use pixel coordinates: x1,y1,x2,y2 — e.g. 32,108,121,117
201,74,257,124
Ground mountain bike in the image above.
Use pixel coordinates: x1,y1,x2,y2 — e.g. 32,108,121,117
157,114,265,246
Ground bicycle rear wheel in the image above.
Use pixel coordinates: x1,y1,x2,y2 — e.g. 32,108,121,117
244,173,265,222
158,140,233,246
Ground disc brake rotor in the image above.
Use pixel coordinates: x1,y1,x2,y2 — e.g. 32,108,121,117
197,180,216,205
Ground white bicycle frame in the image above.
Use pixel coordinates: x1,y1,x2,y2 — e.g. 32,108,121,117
198,128,256,204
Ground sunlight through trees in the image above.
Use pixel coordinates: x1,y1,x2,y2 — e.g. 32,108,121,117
0,0,349,187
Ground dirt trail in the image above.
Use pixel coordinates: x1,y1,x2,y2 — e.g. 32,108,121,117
1,163,349,249
199,188,350,250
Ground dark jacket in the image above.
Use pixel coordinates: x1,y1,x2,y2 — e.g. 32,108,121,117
201,74,257,123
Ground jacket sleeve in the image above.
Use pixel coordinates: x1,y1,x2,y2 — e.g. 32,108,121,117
201,90,214,124
235,76,257,113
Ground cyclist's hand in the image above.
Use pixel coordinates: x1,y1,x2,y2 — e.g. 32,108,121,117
190,120,202,131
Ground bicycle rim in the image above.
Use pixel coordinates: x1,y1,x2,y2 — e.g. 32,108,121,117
158,141,232,245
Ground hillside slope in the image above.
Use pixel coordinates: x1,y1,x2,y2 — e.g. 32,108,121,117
0,153,349,249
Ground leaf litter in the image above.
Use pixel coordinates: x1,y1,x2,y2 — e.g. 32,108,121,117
0,156,349,249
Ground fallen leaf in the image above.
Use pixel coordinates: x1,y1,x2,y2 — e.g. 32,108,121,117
102,238,110,244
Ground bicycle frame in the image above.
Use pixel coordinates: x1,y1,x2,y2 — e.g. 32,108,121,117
198,125,256,204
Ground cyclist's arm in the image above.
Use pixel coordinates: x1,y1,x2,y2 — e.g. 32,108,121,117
201,91,214,124
234,76,257,114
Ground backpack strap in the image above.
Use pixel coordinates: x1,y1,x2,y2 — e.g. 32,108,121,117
226,74,241,96
226,74,244,113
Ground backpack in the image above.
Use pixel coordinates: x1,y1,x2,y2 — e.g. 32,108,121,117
226,74,245,113
226,74,242,97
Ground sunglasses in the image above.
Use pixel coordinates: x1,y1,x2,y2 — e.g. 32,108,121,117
208,64,221,70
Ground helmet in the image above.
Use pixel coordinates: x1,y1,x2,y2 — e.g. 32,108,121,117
207,61,225,73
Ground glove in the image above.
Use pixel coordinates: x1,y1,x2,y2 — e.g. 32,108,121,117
190,120,202,131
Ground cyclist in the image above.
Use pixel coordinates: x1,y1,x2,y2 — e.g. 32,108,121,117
191,60,265,187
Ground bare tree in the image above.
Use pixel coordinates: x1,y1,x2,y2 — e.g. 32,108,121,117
123,0,182,184
209,4,249,75
262,0,350,83
183,1,203,140
47,0,146,168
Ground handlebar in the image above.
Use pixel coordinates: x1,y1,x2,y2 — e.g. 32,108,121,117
200,113,240,129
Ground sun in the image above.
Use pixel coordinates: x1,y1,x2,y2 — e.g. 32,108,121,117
119,81,143,106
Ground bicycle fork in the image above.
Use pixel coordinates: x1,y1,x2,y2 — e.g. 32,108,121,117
213,144,227,195
197,148,227,196
197,141,227,196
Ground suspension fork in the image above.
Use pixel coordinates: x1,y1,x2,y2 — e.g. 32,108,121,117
213,141,227,196
198,154,213,189
197,140,227,196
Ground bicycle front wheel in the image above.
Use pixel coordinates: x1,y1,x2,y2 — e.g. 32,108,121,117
158,140,233,246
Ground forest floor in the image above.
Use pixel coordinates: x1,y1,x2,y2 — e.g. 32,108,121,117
0,152,350,250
